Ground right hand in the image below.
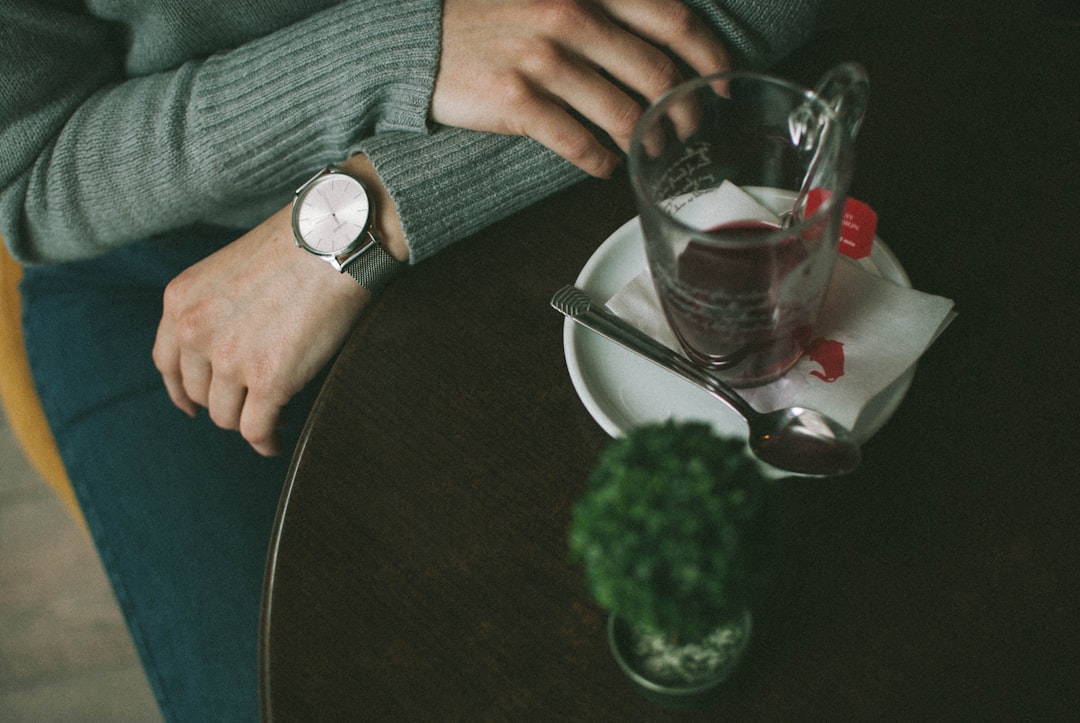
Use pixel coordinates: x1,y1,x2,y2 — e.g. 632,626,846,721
431,0,732,178
151,155,405,457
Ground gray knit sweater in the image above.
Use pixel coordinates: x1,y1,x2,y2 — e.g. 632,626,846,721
0,0,817,265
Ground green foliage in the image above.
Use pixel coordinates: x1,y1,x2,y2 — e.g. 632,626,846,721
569,421,767,641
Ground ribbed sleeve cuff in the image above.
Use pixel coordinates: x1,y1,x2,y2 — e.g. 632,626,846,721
193,0,441,200
358,128,587,265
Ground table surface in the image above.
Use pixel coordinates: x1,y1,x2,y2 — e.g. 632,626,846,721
260,13,1080,721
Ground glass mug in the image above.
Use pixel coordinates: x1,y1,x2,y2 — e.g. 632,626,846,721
629,64,869,387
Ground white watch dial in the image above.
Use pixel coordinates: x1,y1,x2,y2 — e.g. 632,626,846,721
295,174,371,255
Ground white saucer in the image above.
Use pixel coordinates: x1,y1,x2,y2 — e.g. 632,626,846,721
562,213,916,447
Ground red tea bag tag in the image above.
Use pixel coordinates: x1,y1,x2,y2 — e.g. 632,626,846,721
838,197,877,259
805,189,878,259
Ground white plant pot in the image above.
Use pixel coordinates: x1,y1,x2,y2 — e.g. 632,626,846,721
607,609,752,710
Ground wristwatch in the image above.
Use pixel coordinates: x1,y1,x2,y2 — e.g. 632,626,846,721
291,166,405,297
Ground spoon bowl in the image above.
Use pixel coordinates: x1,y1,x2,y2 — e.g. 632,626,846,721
552,286,861,476
749,406,861,476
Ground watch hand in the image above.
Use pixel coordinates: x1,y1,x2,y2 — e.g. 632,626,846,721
300,211,334,225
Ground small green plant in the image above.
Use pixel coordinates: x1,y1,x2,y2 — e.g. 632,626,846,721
569,420,768,643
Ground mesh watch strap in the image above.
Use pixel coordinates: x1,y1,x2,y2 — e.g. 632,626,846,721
343,236,405,297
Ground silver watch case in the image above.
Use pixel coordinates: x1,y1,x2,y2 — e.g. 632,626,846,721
291,167,373,265
291,166,403,296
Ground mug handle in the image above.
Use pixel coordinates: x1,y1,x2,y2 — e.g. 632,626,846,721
785,63,870,225
814,62,870,141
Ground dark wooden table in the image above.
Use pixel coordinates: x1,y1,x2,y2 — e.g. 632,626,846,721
260,13,1079,721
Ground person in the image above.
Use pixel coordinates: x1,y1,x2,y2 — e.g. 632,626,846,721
0,1,819,720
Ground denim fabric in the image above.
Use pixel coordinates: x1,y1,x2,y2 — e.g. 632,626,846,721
20,227,321,723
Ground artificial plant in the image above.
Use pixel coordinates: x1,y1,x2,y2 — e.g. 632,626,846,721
569,420,769,643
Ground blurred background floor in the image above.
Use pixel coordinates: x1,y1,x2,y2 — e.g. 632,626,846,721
0,410,162,723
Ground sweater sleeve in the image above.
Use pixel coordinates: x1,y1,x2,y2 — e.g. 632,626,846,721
360,0,820,265
0,0,441,264
691,0,819,70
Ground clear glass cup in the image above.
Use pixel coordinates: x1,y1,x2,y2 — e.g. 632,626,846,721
629,64,869,387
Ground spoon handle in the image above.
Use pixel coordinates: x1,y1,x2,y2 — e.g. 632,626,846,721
551,286,758,422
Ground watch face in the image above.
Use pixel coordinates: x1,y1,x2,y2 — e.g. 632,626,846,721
294,172,371,255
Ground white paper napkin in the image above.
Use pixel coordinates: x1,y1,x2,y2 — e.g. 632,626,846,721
606,183,956,432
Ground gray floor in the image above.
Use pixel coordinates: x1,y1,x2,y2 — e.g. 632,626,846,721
0,410,163,722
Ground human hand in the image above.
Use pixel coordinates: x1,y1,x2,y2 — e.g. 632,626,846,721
431,0,731,177
153,156,405,456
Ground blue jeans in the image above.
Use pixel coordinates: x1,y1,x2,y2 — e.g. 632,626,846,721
21,227,321,722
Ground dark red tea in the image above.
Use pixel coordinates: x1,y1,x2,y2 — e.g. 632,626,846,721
654,219,820,387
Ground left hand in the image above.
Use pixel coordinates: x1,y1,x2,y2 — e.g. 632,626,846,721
152,204,368,455
431,0,732,177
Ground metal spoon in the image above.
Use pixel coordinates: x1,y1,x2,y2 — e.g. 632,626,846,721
551,286,861,476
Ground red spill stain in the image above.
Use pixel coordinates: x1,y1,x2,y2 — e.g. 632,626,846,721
802,336,845,382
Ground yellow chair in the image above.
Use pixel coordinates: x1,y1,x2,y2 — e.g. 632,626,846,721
0,239,84,527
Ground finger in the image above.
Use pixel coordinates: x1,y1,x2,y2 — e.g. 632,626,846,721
152,327,199,417
515,93,621,177
598,0,732,79
536,57,645,152
207,379,247,432
567,17,683,103
559,11,701,140
619,80,703,163
179,353,212,409
162,371,200,418
238,395,286,457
